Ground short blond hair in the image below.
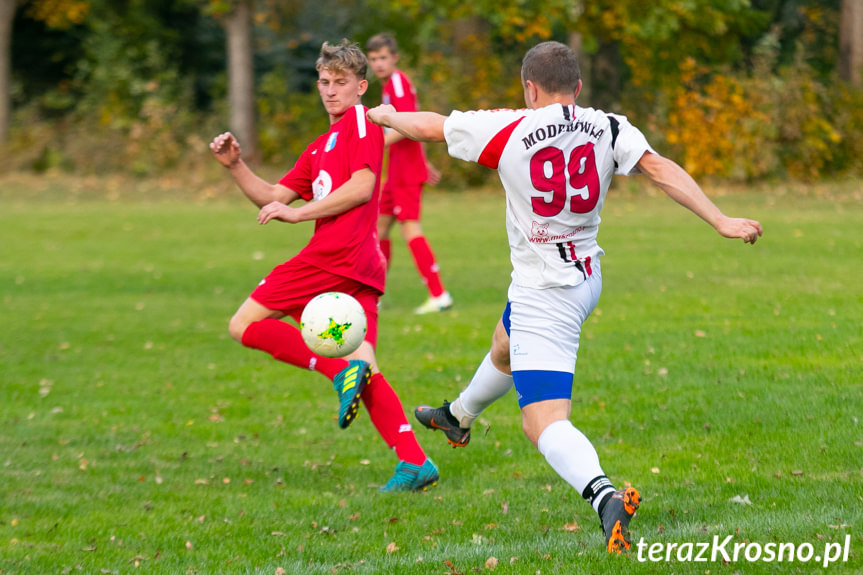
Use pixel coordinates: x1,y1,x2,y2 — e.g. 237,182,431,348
316,39,368,79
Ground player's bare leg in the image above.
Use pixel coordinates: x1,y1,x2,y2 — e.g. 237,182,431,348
520,398,571,446
228,298,285,343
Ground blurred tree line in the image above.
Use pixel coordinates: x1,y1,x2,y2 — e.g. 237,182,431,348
1,0,862,183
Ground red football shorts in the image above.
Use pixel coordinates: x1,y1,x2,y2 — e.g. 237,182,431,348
379,182,423,221
249,258,381,346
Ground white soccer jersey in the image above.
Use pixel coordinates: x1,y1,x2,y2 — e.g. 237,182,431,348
444,104,654,289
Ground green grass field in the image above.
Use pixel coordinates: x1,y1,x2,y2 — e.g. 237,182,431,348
1,175,861,574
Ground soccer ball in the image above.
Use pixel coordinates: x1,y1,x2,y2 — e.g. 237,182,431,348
300,292,367,358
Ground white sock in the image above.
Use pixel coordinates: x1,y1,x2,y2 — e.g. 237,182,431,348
537,419,613,512
449,352,513,428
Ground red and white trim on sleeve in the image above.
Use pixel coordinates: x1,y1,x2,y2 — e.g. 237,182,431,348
355,105,367,138
477,116,526,169
391,71,405,98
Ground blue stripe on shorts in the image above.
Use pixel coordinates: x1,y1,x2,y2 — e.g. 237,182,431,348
502,301,511,336
512,370,573,408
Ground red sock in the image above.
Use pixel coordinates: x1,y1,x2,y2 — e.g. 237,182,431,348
380,238,392,269
407,236,444,297
241,318,347,380
361,373,426,465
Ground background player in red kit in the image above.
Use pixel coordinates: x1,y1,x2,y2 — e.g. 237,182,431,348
208,39,438,491
366,33,453,315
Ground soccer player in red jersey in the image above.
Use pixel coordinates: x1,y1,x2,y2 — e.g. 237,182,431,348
208,39,438,491
366,33,453,314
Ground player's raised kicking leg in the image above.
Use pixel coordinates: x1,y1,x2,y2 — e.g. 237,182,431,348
415,317,512,446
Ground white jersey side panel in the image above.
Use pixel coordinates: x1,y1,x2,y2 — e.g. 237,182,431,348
444,104,654,289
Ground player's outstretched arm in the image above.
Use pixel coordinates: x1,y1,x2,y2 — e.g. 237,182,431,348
367,105,447,143
209,132,298,208
637,152,763,244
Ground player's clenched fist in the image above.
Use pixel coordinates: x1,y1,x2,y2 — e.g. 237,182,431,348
209,132,242,168
366,104,396,127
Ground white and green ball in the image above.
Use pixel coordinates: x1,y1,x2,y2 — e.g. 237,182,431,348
300,292,367,358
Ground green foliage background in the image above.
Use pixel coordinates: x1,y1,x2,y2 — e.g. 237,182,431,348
4,0,863,181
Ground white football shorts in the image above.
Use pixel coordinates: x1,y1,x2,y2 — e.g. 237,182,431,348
506,260,602,374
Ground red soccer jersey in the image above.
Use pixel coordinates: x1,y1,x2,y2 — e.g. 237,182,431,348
278,104,386,293
382,70,428,186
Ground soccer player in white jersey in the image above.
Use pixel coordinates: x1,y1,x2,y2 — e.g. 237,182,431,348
367,41,762,553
